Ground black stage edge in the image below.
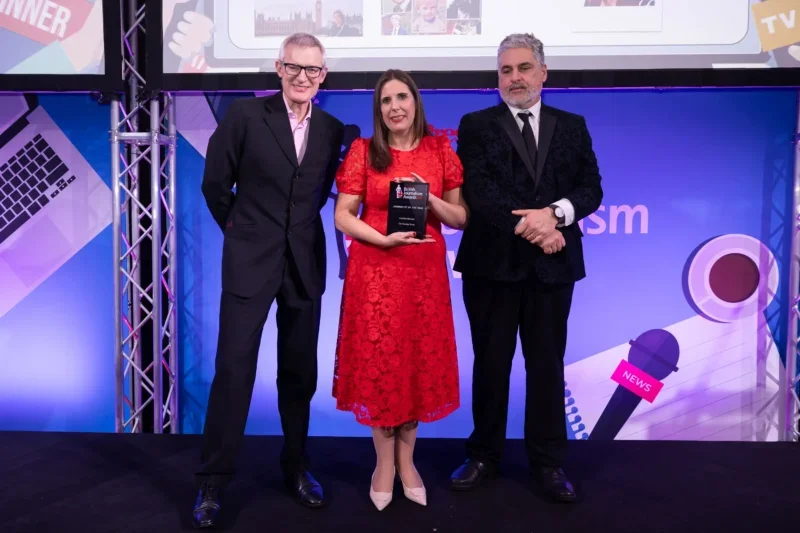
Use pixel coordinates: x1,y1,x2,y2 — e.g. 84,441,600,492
1,432,797,532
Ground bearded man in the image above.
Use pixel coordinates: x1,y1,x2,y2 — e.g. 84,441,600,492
450,32,604,503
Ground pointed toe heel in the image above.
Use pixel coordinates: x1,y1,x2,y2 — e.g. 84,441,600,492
401,480,427,506
369,471,393,511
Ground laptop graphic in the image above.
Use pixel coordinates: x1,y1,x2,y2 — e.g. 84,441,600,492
0,94,111,319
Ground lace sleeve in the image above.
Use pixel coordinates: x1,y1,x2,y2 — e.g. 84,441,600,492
439,135,464,192
335,137,368,196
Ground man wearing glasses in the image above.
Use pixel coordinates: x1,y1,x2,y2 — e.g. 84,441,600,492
193,33,344,529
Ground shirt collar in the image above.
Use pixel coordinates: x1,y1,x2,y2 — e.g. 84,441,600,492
506,98,541,120
283,93,312,122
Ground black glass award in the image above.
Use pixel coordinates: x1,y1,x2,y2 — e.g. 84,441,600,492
387,181,429,238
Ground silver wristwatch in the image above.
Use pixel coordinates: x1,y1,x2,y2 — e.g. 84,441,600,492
550,204,565,226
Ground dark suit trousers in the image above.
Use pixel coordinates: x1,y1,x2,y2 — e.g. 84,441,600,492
463,274,574,470
196,250,321,487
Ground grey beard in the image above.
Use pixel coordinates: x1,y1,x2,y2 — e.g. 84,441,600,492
503,87,540,109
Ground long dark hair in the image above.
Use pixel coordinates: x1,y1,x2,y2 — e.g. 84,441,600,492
368,69,431,173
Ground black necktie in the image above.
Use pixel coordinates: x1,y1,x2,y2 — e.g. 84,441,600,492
518,111,538,170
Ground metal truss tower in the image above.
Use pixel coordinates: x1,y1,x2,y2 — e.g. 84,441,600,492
111,0,179,434
782,95,800,442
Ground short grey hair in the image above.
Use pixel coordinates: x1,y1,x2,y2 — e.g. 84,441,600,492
497,33,545,68
278,33,327,66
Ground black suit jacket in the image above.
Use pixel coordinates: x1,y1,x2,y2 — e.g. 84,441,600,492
454,102,603,284
201,92,344,299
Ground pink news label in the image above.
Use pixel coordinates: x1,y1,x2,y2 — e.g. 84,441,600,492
611,359,663,403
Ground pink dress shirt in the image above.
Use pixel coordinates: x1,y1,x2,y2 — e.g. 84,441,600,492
284,94,312,164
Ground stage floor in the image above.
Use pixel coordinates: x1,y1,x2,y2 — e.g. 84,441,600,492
0,432,797,532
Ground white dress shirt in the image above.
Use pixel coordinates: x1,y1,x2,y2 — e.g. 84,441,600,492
506,99,575,227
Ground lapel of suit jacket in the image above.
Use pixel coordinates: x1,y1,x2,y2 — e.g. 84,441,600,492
300,104,326,170
536,105,557,183
263,92,299,168
494,104,536,182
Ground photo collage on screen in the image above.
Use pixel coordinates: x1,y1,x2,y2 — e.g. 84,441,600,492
255,0,365,38
382,0,482,36
253,1,481,39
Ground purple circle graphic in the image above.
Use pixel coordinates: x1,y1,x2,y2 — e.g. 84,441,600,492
684,234,778,323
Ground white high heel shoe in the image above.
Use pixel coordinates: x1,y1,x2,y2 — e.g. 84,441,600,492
398,470,427,506
369,469,394,511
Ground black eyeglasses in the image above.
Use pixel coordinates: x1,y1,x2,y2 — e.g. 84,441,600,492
281,62,324,78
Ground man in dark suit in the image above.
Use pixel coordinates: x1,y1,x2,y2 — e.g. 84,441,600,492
192,33,344,528
450,33,603,502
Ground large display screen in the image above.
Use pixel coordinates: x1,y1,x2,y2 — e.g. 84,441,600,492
161,0,800,79
0,0,120,92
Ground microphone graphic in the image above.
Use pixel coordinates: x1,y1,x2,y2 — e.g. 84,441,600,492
589,329,680,440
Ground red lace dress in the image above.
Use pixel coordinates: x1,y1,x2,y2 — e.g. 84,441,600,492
333,135,462,427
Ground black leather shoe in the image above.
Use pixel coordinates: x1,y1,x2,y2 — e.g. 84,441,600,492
192,482,223,529
534,466,577,503
284,470,324,508
449,459,495,491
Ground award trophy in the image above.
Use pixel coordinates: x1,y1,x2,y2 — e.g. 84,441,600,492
387,180,429,238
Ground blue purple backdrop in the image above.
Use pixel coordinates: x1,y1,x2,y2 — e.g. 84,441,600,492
0,94,114,431
0,88,795,441
175,88,796,441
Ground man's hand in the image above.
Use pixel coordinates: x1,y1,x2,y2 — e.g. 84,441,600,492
537,231,566,254
512,208,557,241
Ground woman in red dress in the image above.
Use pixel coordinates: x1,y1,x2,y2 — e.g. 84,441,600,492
333,69,468,510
